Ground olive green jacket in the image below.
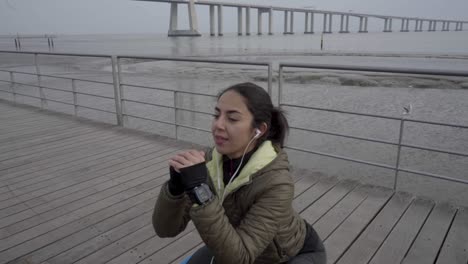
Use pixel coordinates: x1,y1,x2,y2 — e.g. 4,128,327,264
153,141,306,264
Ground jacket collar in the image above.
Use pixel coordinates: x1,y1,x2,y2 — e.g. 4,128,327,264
206,140,278,198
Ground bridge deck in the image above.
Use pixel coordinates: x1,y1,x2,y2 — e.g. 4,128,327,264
0,100,467,264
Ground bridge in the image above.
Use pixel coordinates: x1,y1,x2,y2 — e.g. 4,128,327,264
135,0,468,36
0,50,467,263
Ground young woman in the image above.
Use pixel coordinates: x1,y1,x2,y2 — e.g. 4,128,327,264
153,82,326,264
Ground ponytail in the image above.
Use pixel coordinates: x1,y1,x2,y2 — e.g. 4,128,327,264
268,107,289,147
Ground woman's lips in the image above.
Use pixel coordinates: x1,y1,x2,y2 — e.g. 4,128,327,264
214,136,228,145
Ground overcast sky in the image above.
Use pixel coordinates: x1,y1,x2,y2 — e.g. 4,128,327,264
2,0,468,35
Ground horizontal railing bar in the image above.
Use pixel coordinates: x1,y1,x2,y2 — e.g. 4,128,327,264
10,92,41,100
120,82,217,98
1,80,39,88
77,105,116,114
122,98,174,109
283,103,468,130
74,91,114,100
285,145,396,170
40,86,72,93
398,168,468,185
43,98,75,106
402,143,468,157
117,55,270,66
0,50,112,58
0,69,36,76
40,74,114,85
291,125,398,146
0,69,114,86
281,103,402,121
404,118,468,129
123,113,175,126
279,63,468,77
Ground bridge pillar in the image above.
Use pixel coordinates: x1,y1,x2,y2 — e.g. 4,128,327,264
238,7,243,35
258,9,263,35
305,12,314,34
323,13,327,33
402,19,410,32
218,5,223,36
246,7,251,35
428,21,432,31
284,10,288,34
290,11,294,34
346,15,350,32
168,0,201,37
328,13,333,33
339,15,349,33
269,8,273,35
359,16,368,33
384,18,393,32
209,5,215,36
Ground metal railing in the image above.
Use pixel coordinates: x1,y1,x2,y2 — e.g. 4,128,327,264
0,50,467,190
279,63,468,189
0,51,273,140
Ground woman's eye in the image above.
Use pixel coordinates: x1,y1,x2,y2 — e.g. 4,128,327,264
228,118,238,122
213,114,220,119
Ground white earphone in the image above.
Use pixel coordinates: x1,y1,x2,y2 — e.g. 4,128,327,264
254,128,261,139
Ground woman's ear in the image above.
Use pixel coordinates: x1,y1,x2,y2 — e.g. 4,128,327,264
257,122,268,138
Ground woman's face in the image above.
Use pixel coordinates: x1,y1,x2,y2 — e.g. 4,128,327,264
212,90,257,159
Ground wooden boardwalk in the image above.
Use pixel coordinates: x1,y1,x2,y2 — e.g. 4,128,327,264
0,100,467,264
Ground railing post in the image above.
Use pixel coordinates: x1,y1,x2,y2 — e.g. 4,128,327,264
393,118,405,190
10,71,16,103
72,79,78,117
34,53,46,109
174,91,179,140
111,56,123,126
278,65,283,107
267,63,273,101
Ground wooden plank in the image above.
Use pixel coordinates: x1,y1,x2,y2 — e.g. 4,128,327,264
1,134,142,180
0,125,105,154
137,232,202,264
0,134,138,188
169,244,204,264
0,130,125,172
0,175,168,261
0,143,179,212
0,152,170,222
436,207,468,264
402,203,457,264
0,142,163,209
336,191,414,264
0,121,79,141
313,184,370,241
293,174,321,198
323,185,394,264
0,150,177,235
293,176,339,213
369,198,435,264
0,127,106,159
301,179,360,225
17,201,154,264
1,186,163,263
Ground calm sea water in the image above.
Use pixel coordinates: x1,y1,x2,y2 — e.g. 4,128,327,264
0,31,467,205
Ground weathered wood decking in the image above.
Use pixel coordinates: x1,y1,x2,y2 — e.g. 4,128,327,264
0,101,467,264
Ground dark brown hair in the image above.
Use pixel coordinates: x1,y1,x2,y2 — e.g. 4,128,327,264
218,82,289,147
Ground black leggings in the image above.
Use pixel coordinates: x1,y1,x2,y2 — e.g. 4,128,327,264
187,222,326,264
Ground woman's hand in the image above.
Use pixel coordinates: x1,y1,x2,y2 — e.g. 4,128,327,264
169,150,205,173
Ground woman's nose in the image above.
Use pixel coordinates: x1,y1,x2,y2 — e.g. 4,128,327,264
213,116,225,130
